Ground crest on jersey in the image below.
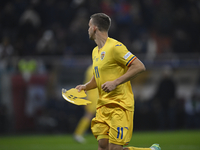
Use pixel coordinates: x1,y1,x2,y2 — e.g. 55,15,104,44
100,51,105,60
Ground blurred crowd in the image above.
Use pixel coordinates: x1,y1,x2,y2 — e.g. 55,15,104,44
134,66,200,131
0,0,200,59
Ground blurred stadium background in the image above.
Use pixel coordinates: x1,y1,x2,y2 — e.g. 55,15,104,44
0,0,200,149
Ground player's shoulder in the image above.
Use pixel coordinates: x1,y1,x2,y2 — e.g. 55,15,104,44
108,37,125,48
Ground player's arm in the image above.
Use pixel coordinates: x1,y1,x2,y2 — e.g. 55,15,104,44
116,57,146,84
102,58,146,92
76,75,97,92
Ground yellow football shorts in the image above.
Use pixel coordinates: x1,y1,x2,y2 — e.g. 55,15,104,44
91,104,134,146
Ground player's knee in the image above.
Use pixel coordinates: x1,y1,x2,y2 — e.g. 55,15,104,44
98,139,109,150
109,143,123,150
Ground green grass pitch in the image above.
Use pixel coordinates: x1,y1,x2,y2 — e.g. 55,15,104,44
0,130,199,150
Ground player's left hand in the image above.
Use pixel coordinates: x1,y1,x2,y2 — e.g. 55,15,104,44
101,81,117,92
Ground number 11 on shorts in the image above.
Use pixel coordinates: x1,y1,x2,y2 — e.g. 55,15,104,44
117,127,123,139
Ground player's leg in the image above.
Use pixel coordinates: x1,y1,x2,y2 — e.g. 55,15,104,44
98,138,109,150
73,101,96,143
116,143,160,150
124,147,151,150
102,106,131,150
108,106,161,150
124,144,161,150
91,106,110,149
73,111,93,143
109,143,123,150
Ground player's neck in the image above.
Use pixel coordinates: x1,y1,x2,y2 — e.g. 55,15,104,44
95,32,108,50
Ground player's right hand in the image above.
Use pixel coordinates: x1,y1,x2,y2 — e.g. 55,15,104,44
75,85,86,92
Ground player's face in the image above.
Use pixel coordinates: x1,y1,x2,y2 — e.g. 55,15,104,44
88,19,96,40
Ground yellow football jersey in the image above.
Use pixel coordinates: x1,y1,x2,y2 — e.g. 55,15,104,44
92,37,136,111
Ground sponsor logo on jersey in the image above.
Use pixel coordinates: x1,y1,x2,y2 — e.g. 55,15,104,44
124,127,129,130
100,51,105,60
123,52,132,60
115,44,122,46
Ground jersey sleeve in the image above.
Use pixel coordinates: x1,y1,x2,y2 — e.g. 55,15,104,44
113,43,137,67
